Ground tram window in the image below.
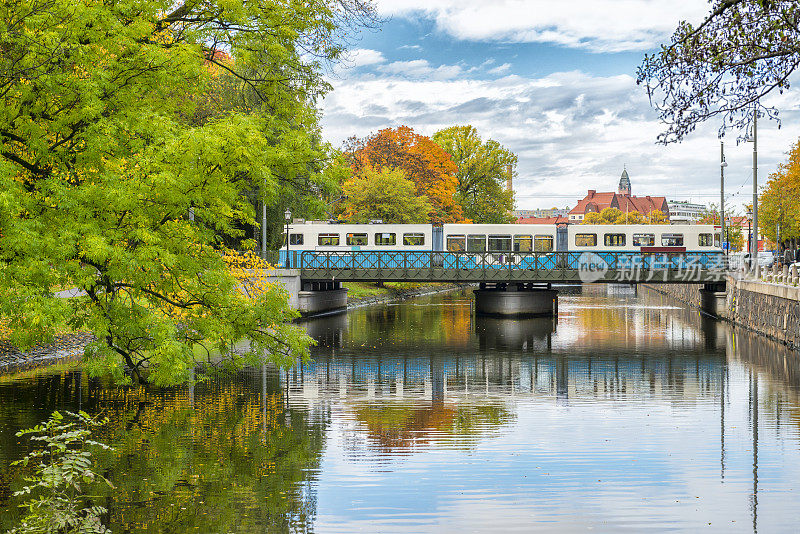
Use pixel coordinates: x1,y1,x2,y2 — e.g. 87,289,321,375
661,233,684,247
318,233,340,246
534,235,554,252
403,233,425,246
488,235,512,252
575,233,597,247
698,233,713,247
715,233,721,247
604,233,626,247
346,233,367,246
633,233,655,247
374,232,396,246
467,234,486,252
514,235,533,252
447,235,466,252
289,233,304,245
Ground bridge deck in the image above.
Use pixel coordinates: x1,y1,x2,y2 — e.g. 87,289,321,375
294,251,728,284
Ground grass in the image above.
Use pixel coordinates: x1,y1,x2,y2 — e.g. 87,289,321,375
343,281,450,301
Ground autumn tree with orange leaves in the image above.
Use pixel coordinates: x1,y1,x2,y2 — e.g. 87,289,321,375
343,126,464,223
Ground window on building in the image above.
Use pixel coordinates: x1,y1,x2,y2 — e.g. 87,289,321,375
289,233,304,245
534,235,554,252
633,233,655,247
318,233,340,246
488,234,512,252
403,233,425,246
467,234,486,252
374,233,396,246
447,235,466,252
514,235,533,252
604,233,626,246
698,233,713,247
346,233,367,246
661,233,684,247
575,233,597,247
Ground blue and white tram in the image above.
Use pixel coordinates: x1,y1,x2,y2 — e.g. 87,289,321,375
279,221,723,270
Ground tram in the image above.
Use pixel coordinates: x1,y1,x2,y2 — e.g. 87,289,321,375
283,221,722,255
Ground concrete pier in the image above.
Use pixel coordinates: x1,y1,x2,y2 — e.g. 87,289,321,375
699,281,727,317
474,283,558,317
262,270,348,316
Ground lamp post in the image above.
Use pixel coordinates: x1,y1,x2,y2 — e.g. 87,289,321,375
747,109,758,266
720,142,727,254
284,208,292,268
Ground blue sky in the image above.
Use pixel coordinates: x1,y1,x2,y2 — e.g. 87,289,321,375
320,1,800,213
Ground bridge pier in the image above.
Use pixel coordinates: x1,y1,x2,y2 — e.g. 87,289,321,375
474,283,558,317
298,280,347,316
699,281,727,318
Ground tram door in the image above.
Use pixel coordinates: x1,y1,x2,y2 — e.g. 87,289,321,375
556,226,569,252
432,224,444,267
432,225,444,251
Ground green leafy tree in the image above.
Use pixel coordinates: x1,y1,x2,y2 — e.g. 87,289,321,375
0,0,377,385
341,168,433,223
9,411,112,534
432,126,516,223
760,140,800,242
637,0,800,143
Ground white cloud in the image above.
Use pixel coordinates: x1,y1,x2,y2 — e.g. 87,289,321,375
487,63,512,75
376,0,709,52
322,69,800,212
377,59,462,80
346,48,386,68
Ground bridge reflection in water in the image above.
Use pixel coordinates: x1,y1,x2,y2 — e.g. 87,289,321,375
293,289,729,406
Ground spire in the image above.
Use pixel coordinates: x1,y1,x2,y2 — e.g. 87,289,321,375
618,167,631,196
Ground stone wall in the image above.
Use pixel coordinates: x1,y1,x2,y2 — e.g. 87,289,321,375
644,278,800,351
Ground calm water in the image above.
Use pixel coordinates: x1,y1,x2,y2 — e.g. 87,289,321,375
1,286,800,533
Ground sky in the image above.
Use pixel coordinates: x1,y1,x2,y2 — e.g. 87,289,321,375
319,0,800,214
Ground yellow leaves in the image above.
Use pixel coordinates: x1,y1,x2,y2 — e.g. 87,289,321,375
222,249,276,299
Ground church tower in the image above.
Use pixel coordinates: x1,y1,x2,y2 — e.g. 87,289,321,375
618,167,631,196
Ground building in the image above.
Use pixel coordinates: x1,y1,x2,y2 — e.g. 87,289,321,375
568,169,670,222
516,215,569,225
667,200,706,223
513,207,570,219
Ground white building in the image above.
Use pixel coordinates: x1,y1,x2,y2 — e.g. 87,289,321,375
667,200,706,223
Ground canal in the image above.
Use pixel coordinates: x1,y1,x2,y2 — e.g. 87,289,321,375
1,285,799,532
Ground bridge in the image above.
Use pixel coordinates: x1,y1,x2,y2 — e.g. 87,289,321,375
275,250,731,318
293,250,728,284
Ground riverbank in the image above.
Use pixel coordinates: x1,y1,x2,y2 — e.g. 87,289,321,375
0,282,470,375
644,277,800,351
344,281,471,308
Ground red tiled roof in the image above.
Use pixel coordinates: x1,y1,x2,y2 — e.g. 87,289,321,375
569,191,616,215
569,190,669,218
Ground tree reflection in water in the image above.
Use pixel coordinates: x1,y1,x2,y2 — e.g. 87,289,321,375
2,286,800,533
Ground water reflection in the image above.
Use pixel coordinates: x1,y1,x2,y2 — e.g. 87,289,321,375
1,286,800,532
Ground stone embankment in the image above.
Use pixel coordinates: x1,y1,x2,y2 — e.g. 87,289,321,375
0,333,95,374
645,275,800,350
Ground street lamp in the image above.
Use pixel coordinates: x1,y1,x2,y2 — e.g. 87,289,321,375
720,142,727,255
284,208,292,268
